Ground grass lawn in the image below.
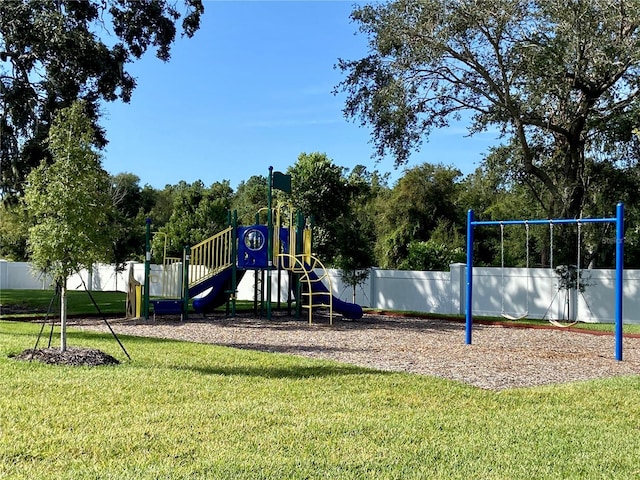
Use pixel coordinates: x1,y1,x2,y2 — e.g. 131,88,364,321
0,289,278,320
1,320,640,479
0,289,126,318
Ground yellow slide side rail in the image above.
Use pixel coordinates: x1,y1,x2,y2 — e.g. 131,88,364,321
189,226,233,288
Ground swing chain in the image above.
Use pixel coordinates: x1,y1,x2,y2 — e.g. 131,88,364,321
525,221,529,269
577,221,581,293
500,222,505,270
549,220,553,270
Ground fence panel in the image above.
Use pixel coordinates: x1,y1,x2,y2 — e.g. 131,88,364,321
2,260,639,323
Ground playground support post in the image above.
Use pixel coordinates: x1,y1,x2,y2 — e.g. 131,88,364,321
182,246,190,322
143,218,151,320
266,167,292,319
230,210,238,317
267,167,273,320
294,211,305,318
465,203,625,361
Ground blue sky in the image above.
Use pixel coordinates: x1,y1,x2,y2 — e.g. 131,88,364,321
100,0,500,190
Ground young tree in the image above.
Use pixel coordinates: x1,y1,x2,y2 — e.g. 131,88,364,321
336,0,640,219
24,101,114,351
334,165,384,300
0,0,204,201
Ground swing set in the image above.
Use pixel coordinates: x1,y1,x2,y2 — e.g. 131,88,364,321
466,203,625,361
498,220,591,326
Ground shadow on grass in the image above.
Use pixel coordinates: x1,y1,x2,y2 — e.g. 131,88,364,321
178,362,382,379
44,328,385,379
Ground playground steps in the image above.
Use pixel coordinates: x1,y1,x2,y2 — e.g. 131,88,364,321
278,253,334,325
299,271,333,307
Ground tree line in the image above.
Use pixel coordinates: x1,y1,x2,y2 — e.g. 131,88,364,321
3,149,639,272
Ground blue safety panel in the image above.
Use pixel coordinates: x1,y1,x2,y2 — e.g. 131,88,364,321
151,299,183,315
237,225,269,269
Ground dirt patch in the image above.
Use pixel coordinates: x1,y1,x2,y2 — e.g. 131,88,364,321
11,347,119,367
0,304,46,315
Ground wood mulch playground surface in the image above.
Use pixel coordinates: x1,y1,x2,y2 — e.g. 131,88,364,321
59,311,640,391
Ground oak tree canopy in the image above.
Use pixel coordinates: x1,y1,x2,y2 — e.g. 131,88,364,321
0,0,204,201
337,0,640,218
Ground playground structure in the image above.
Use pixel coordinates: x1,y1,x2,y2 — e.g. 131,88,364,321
465,203,625,360
141,168,363,324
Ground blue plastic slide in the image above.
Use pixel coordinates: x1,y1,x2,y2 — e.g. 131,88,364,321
190,268,245,314
305,267,363,320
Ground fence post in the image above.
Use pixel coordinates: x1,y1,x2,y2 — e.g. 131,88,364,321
0,260,7,290
369,267,377,310
182,246,190,322
449,263,466,315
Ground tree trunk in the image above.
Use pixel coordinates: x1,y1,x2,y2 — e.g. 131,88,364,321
60,279,68,352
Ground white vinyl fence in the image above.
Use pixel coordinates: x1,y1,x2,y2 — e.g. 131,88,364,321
2,259,639,324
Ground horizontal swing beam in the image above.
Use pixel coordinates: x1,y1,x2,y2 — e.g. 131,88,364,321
465,203,625,361
471,217,616,226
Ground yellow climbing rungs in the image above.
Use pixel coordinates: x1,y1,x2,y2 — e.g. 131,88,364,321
277,253,333,325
